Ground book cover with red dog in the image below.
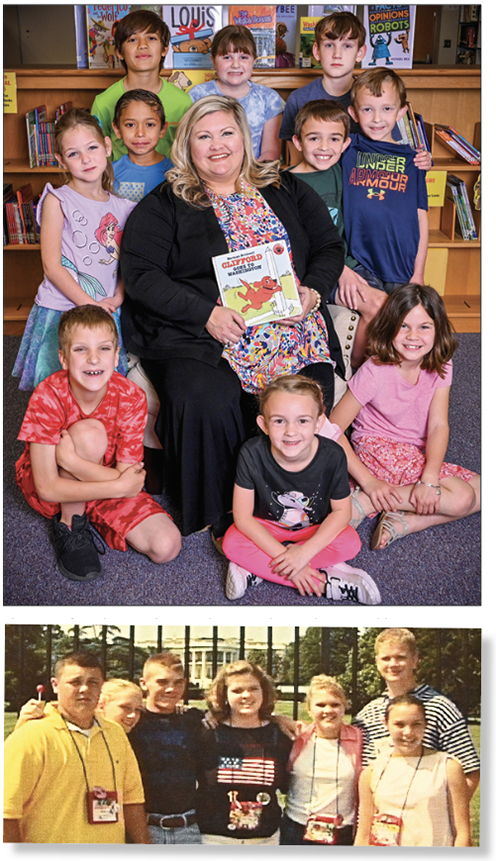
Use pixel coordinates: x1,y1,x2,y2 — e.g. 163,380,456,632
212,239,302,326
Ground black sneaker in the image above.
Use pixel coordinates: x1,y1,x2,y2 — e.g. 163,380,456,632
50,513,105,581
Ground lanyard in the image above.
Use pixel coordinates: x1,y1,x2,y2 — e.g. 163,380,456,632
63,716,117,794
373,749,423,824
308,733,341,817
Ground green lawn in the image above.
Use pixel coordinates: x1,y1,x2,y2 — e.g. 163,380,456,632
4,712,480,845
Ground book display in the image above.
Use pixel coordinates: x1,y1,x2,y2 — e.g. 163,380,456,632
162,5,228,69
3,5,481,333
362,5,416,70
229,5,277,68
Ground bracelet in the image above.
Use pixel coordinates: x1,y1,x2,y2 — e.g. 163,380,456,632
310,288,321,310
414,480,441,495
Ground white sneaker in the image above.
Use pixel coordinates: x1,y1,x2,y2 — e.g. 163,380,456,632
321,562,381,605
225,562,262,600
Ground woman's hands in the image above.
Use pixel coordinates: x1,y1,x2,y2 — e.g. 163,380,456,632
206,305,246,345
280,285,318,325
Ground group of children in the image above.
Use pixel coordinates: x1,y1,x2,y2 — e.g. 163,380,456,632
11,10,480,597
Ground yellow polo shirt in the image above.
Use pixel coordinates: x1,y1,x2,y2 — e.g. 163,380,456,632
4,704,144,843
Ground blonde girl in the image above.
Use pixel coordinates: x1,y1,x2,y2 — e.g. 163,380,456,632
282,676,363,845
13,108,134,390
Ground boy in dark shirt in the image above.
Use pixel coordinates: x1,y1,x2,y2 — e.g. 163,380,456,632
280,11,366,166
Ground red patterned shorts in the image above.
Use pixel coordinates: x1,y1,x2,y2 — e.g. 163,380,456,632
16,461,171,551
353,435,476,487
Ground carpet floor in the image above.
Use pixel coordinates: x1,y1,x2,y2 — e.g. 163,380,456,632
3,334,480,606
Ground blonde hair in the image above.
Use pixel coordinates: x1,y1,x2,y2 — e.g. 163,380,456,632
259,374,325,418
352,68,407,109
375,628,418,656
54,108,114,193
99,679,142,705
168,95,281,207
306,675,348,710
207,660,276,722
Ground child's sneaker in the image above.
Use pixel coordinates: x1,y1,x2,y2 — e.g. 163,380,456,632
50,513,105,582
225,562,262,600
321,561,381,605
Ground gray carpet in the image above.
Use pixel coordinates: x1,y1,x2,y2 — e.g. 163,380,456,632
4,334,480,606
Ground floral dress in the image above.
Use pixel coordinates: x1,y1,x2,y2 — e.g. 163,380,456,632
207,184,334,393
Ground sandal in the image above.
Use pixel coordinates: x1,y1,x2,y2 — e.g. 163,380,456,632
350,487,367,529
371,510,408,551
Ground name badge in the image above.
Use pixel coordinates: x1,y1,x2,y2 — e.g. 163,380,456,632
370,812,403,846
87,787,119,824
304,813,343,844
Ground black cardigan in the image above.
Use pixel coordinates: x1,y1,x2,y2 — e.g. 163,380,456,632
120,171,346,377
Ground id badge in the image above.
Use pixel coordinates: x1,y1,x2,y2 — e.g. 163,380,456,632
87,787,119,824
304,813,343,844
369,813,402,846
227,790,263,831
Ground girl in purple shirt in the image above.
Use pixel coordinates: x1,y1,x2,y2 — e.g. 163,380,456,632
330,284,480,549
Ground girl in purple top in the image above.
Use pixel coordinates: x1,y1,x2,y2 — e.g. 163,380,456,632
13,109,135,390
330,284,480,549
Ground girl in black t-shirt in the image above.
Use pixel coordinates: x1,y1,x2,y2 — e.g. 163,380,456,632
223,374,380,604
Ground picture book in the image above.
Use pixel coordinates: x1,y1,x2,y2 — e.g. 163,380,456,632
275,5,298,68
87,5,131,69
229,5,277,68
212,239,302,326
362,5,416,69
425,170,447,208
168,69,217,93
162,5,228,69
308,5,357,13
299,17,324,68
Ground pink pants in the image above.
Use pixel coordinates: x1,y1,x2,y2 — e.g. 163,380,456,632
223,520,361,589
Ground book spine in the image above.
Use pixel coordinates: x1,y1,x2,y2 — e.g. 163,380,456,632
5,202,19,245
447,180,470,240
447,127,480,161
435,128,478,164
458,180,478,239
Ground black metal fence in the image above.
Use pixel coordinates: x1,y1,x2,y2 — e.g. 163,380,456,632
5,625,480,721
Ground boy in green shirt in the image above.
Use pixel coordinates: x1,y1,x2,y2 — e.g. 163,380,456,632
91,10,191,161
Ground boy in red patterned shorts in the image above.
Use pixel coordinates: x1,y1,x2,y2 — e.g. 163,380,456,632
15,305,181,581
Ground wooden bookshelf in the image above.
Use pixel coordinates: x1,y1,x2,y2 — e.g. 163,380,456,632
4,66,481,332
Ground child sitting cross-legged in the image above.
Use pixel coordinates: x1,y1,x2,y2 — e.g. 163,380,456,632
222,374,381,605
330,284,480,550
112,89,172,202
15,305,181,582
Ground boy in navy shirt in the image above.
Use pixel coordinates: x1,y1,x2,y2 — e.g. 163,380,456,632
341,68,429,363
112,90,172,202
280,11,366,166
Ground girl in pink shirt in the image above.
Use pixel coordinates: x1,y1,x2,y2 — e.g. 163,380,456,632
330,284,480,549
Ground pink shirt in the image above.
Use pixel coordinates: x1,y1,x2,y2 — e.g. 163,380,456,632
348,358,452,448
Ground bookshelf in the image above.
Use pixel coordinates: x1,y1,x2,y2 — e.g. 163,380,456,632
4,65,481,333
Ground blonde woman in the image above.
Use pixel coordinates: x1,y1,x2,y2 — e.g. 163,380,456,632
281,675,363,845
120,95,345,537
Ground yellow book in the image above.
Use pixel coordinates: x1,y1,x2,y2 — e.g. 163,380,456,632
424,248,448,296
4,71,17,114
425,170,447,207
168,69,217,93
299,17,324,68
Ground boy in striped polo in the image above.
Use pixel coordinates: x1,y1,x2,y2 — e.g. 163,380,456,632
353,628,480,798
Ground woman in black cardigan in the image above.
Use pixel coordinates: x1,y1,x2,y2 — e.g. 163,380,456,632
120,95,345,536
